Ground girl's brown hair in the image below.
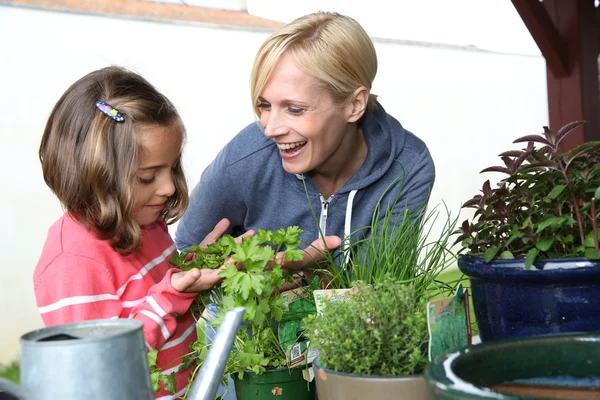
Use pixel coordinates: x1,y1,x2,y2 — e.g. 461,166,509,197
39,66,188,255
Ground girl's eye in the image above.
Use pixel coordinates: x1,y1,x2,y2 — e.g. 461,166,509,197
288,106,305,116
138,176,155,185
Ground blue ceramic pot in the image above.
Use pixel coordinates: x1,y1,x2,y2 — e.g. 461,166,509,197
458,255,600,341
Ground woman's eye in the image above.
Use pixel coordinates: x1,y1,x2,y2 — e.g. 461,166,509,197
288,106,305,115
138,176,155,185
257,102,270,110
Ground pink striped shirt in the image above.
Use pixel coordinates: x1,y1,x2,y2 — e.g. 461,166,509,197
34,214,198,399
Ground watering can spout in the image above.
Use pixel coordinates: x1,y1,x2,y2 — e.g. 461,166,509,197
187,307,245,400
0,377,23,399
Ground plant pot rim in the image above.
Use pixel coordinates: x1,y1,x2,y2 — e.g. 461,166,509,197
425,331,600,400
313,358,424,380
458,255,600,281
458,254,599,266
239,365,311,376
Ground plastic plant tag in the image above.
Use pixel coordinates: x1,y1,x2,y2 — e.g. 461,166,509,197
427,283,472,361
313,288,353,315
279,278,320,369
302,366,315,382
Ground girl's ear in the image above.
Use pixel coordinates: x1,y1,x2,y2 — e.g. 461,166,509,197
347,87,369,123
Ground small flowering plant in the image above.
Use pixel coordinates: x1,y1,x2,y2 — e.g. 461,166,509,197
454,121,600,268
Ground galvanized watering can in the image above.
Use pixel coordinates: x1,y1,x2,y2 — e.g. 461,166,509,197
0,307,244,400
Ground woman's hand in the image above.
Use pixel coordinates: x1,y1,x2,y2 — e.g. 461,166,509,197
281,235,342,272
172,218,255,293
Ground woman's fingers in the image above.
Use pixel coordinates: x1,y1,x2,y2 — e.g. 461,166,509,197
234,229,255,244
282,235,342,271
199,218,231,247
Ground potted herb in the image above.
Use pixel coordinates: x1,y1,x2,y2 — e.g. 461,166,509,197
298,199,459,400
304,276,433,400
170,227,317,400
454,121,600,341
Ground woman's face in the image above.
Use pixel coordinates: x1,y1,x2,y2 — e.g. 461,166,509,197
258,53,354,176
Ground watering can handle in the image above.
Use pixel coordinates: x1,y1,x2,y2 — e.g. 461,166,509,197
0,377,24,399
187,307,245,400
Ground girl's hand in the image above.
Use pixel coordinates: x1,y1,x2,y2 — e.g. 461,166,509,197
172,218,255,293
171,268,224,292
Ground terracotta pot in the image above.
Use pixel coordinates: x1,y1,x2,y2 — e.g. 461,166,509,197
313,360,432,400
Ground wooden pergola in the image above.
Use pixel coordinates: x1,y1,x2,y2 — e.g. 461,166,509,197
511,0,600,150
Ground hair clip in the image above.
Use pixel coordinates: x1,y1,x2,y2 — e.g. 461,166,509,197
95,101,125,123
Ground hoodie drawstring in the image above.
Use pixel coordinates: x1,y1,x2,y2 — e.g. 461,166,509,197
343,190,358,265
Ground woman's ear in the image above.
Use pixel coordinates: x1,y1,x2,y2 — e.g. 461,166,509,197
347,87,369,123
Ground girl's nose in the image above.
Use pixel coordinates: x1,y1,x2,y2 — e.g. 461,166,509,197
157,171,176,198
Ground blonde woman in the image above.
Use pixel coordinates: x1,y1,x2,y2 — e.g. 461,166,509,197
176,12,435,271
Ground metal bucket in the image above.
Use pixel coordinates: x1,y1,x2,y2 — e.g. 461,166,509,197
0,319,153,400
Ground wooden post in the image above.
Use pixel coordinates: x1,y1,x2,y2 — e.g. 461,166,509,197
513,0,600,150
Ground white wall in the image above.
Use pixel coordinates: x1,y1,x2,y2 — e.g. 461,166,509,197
0,5,547,363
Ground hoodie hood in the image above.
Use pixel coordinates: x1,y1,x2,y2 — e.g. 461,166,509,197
337,102,406,193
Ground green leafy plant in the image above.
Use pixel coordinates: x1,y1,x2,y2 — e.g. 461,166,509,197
167,227,308,397
303,276,428,376
0,361,19,384
148,350,176,394
299,165,458,298
454,121,600,268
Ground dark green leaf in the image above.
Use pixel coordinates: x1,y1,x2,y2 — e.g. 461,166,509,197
585,248,600,260
595,187,600,200
546,185,566,200
524,248,539,270
536,237,554,252
484,246,500,263
585,232,598,247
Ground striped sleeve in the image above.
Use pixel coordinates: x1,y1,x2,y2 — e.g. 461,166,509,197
34,254,196,350
128,268,197,350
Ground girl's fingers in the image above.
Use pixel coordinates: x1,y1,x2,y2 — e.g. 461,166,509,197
172,269,202,292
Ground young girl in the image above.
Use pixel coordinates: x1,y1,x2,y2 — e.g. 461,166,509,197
34,66,225,399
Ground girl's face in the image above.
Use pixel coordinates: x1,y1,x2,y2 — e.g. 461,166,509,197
258,53,355,176
132,124,182,226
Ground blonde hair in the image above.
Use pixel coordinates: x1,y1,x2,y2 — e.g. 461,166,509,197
39,66,188,255
250,11,378,117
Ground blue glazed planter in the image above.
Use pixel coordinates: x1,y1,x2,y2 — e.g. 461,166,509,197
458,255,600,342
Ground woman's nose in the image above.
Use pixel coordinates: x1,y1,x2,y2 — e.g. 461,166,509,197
261,110,289,138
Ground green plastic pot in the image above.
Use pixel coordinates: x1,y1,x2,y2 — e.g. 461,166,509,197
233,367,315,399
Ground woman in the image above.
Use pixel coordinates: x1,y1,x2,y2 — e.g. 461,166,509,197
176,11,434,269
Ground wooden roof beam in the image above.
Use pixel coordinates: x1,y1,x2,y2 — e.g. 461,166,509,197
511,0,570,77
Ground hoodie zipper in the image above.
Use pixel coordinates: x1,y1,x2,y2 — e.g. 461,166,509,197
319,194,333,235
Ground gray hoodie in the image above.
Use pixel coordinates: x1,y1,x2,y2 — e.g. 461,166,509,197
175,103,435,252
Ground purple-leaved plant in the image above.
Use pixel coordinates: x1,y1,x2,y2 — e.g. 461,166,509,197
454,121,600,268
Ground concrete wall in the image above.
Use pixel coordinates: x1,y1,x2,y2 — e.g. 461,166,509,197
0,5,548,363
